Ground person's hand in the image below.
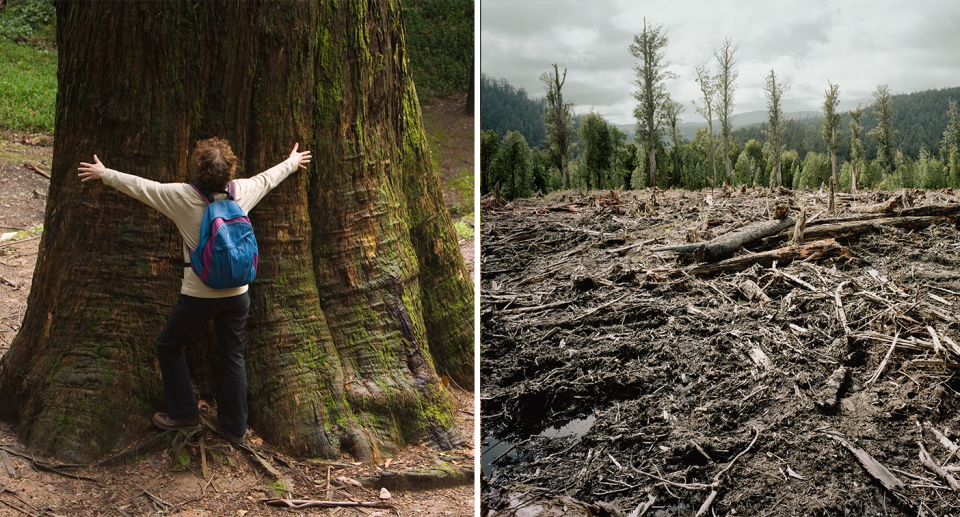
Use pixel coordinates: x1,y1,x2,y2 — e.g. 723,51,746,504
289,143,311,170
78,155,106,182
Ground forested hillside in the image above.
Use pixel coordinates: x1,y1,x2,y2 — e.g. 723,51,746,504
731,87,960,164
480,74,547,147
481,73,960,199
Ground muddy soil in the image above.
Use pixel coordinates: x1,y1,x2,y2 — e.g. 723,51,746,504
481,187,960,516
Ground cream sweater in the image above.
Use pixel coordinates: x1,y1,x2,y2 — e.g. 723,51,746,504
102,156,301,298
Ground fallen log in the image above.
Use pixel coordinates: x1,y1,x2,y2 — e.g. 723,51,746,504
686,239,847,276
764,215,949,245
652,217,794,262
849,193,904,214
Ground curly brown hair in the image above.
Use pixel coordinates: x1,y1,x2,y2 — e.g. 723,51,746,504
190,137,237,192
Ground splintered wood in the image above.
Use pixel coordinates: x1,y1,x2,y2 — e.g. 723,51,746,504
482,187,960,516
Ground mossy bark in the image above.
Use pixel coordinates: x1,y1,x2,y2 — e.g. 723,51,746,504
0,0,473,463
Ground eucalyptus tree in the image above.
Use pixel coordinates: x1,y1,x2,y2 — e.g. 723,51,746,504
822,81,841,212
763,69,789,189
629,19,676,189
541,64,574,189
869,84,897,179
0,0,473,463
693,60,719,186
849,105,866,192
663,99,684,187
714,37,739,186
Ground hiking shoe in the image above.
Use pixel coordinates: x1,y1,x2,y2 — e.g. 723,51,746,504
152,412,202,432
221,428,247,445
210,417,247,445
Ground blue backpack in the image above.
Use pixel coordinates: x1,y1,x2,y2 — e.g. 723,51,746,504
188,182,258,289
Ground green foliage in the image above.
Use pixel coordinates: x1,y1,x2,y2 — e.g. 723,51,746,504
489,130,531,200
733,139,766,187
821,81,842,155
848,105,866,190
402,0,473,100
0,0,55,43
578,112,612,189
794,152,831,189
778,149,800,189
454,216,474,241
0,38,56,132
530,147,551,194
546,166,562,192
480,129,499,194
869,84,897,177
172,453,191,471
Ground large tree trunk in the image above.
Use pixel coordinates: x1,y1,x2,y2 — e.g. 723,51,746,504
0,0,473,463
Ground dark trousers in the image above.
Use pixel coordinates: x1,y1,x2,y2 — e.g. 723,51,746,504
155,292,250,436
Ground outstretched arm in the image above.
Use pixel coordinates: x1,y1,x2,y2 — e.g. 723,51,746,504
78,155,106,182
290,142,311,170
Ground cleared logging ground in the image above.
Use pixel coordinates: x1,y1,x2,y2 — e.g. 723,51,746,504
481,186,960,516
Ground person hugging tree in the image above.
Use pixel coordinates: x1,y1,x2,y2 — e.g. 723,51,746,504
77,138,311,443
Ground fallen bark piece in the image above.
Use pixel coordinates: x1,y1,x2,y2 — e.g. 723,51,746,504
1,450,18,479
825,432,904,493
739,279,770,303
748,348,772,370
652,217,794,262
815,367,848,410
687,239,847,276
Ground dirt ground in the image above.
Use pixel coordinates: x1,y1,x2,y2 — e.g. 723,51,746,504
0,94,476,517
481,187,960,516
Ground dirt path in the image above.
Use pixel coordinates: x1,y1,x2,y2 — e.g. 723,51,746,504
0,93,475,516
482,187,960,516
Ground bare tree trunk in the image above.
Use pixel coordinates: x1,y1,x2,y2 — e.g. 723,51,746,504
708,129,718,187
0,0,472,463
648,143,657,189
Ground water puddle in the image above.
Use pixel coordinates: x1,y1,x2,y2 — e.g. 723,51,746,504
481,414,597,476
539,414,596,440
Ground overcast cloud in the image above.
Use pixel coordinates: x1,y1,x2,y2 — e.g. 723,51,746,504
480,0,960,126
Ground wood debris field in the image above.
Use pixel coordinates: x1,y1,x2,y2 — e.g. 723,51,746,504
481,186,960,516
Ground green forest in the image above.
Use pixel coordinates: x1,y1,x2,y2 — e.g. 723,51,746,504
481,71,960,200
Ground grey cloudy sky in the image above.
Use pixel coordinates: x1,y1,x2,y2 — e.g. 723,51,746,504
480,0,960,126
